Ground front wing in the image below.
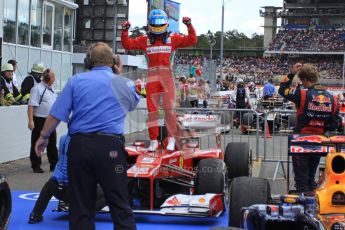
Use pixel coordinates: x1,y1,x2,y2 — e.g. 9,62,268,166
94,193,224,218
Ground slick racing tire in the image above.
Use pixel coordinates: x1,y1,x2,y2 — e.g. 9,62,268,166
225,142,252,179
229,177,270,228
195,159,226,194
0,175,11,230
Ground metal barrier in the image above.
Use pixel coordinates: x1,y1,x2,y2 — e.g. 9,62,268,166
124,107,261,160
260,109,345,181
260,109,296,181
125,105,343,179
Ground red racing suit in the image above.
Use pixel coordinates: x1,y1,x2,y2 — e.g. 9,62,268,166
279,73,340,134
121,25,197,140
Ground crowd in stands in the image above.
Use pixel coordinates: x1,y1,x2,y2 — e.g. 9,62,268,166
267,28,345,52
174,54,344,84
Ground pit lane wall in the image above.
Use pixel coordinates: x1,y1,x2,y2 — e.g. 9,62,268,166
0,99,147,164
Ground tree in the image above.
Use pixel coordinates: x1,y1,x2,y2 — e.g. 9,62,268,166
196,30,264,50
196,34,210,48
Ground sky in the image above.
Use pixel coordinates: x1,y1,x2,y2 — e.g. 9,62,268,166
128,0,282,37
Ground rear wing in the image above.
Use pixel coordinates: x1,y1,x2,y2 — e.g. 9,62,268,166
261,98,284,108
178,114,221,129
288,134,345,156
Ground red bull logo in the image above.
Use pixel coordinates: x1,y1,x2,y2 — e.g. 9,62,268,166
312,95,331,104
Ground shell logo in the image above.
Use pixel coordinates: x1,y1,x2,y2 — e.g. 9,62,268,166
199,198,206,203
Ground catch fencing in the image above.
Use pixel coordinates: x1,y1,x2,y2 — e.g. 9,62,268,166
125,107,344,166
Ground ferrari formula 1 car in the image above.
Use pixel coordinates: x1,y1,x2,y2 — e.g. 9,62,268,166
55,112,252,218
0,174,12,230
125,112,252,217
229,134,345,229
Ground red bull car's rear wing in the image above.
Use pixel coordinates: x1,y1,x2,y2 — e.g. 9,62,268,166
287,134,345,192
288,134,345,157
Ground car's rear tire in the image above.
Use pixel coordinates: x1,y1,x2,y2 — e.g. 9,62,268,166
229,177,270,228
195,159,225,194
0,175,11,230
224,142,252,179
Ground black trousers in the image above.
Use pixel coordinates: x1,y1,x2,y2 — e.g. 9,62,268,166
292,155,321,192
31,178,106,216
68,133,136,230
32,178,68,215
30,116,58,169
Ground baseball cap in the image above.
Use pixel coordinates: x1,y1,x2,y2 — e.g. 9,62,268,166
31,63,45,74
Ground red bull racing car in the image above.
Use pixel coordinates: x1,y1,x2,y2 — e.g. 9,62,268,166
228,134,345,229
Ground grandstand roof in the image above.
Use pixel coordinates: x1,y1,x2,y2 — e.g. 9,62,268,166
285,0,343,3
284,0,345,10
261,6,282,9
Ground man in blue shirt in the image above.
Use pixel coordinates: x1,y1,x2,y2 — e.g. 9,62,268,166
35,42,139,230
263,78,277,100
29,134,106,224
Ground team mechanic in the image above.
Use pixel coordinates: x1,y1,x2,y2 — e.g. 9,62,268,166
278,63,340,193
121,9,197,151
35,42,139,230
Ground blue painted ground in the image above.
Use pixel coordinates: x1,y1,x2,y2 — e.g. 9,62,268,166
9,191,228,230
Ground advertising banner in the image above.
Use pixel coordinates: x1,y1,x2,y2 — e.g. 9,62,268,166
149,0,180,33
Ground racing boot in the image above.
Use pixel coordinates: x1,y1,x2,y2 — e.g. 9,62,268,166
148,140,158,151
166,137,176,151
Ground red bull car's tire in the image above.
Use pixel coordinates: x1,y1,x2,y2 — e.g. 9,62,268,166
225,142,251,179
229,177,271,228
0,174,11,230
195,159,226,195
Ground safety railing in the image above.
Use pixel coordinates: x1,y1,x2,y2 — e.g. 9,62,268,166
125,105,345,168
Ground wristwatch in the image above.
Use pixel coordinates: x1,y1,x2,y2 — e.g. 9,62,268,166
40,131,49,139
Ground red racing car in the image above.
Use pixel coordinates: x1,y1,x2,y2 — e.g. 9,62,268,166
125,112,252,217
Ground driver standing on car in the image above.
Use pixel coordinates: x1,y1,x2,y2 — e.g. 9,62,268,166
121,9,197,151
278,63,340,193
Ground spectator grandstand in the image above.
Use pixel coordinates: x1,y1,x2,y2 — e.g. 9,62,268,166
265,0,345,53
174,55,344,85
267,28,345,52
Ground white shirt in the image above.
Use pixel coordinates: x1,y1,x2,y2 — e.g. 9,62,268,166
28,82,57,117
12,73,19,88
